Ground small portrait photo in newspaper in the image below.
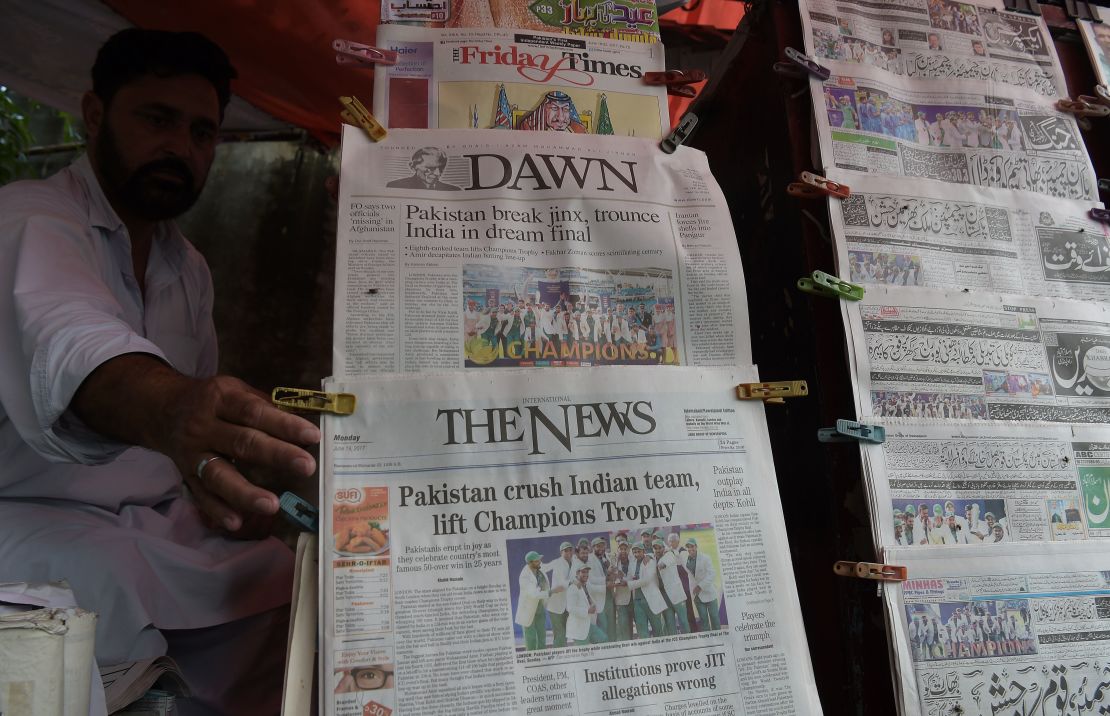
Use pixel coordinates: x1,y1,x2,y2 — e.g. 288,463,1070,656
506,525,725,650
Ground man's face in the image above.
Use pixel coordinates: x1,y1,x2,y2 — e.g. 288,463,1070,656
543,100,572,131
562,547,573,561
86,73,219,222
577,568,590,585
687,544,698,558
653,544,664,559
528,558,541,572
593,543,606,558
412,154,445,188
576,546,589,561
618,543,629,558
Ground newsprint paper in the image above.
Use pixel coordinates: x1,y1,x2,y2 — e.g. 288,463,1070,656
830,174,1109,300
372,26,668,137
844,285,1110,423
883,541,1110,716
319,366,822,716
333,127,751,377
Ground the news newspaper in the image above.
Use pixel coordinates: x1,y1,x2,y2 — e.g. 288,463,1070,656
320,367,822,716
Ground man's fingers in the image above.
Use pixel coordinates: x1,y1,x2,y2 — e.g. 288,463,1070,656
220,390,321,446
198,456,280,523
210,424,317,477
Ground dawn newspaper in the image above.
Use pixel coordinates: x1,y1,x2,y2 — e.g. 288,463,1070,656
333,127,751,376
319,367,822,716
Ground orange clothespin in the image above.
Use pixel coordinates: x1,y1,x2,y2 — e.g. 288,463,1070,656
1056,98,1109,118
334,39,398,67
833,561,907,582
787,171,850,199
643,70,708,98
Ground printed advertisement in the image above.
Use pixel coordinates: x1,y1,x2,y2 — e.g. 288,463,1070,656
885,542,1110,716
371,25,668,136
380,0,660,43
319,367,823,716
814,73,1096,200
831,175,1109,300
844,286,1110,423
333,127,751,377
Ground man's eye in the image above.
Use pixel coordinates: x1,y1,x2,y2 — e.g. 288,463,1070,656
144,113,171,128
192,127,216,143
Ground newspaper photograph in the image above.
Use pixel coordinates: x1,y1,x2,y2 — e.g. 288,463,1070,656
1077,7,1110,87
855,420,1110,551
319,367,822,716
333,127,751,377
372,26,668,137
799,0,1068,97
813,72,1096,200
845,286,1110,423
883,541,1110,716
831,174,1110,300
379,0,660,43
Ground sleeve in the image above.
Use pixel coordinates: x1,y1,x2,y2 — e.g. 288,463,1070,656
628,559,653,590
518,569,545,600
566,587,589,618
696,556,716,590
0,196,168,464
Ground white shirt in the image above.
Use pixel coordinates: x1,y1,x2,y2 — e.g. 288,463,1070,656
0,155,293,665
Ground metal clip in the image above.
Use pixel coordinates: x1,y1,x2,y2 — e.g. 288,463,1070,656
797,270,864,301
660,113,699,154
782,47,831,81
643,70,707,98
339,96,388,141
787,171,850,199
279,492,319,533
1095,85,1110,106
272,387,357,415
833,561,907,582
818,419,886,444
333,39,398,67
1056,98,1109,118
736,380,809,405
1091,207,1110,224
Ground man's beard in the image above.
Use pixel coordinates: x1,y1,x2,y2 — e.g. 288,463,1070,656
97,122,201,221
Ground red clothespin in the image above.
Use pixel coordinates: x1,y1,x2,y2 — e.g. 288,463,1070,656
773,47,831,81
833,561,907,582
643,70,707,98
1057,98,1109,118
787,171,850,199
333,39,398,68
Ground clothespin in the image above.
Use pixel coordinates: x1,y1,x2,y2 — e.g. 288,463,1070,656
1063,0,1097,21
736,380,809,405
339,96,388,141
272,387,357,415
1056,98,1109,118
772,47,831,81
787,171,850,199
1095,85,1110,105
797,270,864,301
643,70,707,98
833,561,906,582
1101,178,1110,193
279,492,319,533
1002,0,1040,15
818,419,886,444
333,39,398,67
660,113,698,154
1091,207,1110,224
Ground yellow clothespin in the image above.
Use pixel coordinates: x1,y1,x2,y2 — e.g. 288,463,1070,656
339,96,387,141
735,380,809,405
272,387,357,415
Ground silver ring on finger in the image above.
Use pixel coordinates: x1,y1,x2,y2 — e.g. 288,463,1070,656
195,455,225,482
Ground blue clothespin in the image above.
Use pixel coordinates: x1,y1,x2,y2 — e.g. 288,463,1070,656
797,270,864,301
279,492,319,533
818,419,886,444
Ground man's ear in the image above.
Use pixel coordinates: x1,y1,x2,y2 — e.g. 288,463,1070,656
81,91,104,144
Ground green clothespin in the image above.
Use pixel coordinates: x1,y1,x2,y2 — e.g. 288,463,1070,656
797,270,864,301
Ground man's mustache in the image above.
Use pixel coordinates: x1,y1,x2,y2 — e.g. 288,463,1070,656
134,159,194,189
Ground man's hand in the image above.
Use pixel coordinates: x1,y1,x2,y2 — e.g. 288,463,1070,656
73,354,320,532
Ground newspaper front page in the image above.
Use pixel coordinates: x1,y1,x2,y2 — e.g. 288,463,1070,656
830,175,1109,299
798,0,1069,98
333,127,751,377
811,71,1096,200
320,367,822,716
883,542,1110,716
378,0,660,43
854,420,1110,552
371,26,668,136
845,286,1110,423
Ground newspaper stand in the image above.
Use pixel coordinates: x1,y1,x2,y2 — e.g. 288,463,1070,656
669,0,1110,712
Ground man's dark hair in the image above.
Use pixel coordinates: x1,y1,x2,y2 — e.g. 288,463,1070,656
92,29,237,119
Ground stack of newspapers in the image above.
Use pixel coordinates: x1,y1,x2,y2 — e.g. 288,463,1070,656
314,4,826,715
798,0,1110,712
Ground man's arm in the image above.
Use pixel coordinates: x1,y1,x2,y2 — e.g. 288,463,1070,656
72,353,319,532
